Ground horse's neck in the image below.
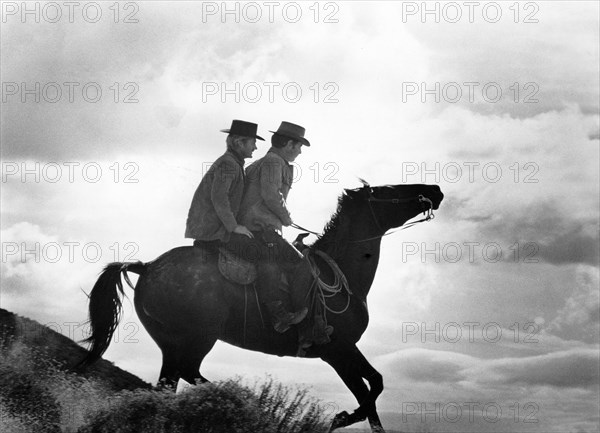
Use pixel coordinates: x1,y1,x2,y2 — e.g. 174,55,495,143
313,202,386,301
320,214,384,301
336,238,383,301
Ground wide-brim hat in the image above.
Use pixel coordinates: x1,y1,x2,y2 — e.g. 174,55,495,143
220,120,264,141
269,121,310,146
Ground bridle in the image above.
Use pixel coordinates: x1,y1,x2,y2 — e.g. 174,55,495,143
289,187,437,313
362,189,435,238
292,188,436,243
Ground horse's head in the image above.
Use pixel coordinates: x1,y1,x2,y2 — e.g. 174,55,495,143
346,181,444,232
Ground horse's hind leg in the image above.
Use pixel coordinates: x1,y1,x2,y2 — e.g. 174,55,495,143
157,344,180,390
177,335,217,385
135,303,181,390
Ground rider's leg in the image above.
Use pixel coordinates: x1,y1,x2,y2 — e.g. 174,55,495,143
263,231,333,347
219,232,263,262
220,231,308,333
288,259,333,355
256,230,309,333
258,261,307,333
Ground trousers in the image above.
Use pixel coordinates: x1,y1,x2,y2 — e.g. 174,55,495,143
220,230,303,269
217,230,303,302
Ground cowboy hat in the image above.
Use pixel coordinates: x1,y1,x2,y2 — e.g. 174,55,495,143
220,120,265,141
269,121,310,146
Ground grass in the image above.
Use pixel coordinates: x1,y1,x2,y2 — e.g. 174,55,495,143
0,337,113,432
0,335,332,433
80,377,331,433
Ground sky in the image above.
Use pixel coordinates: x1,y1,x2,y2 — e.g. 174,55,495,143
1,1,599,432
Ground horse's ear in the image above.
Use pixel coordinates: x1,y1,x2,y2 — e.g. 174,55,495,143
345,178,371,197
344,188,360,199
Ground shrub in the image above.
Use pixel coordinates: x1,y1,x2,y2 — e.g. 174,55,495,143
80,377,331,433
0,334,332,433
0,366,61,432
0,338,113,433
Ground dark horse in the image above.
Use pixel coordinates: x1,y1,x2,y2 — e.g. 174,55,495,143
81,182,443,432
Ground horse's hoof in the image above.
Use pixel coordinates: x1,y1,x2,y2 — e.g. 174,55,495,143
175,378,197,394
329,411,350,431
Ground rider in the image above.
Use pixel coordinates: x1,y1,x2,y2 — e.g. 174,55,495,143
239,122,331,346
185,119,263,250
185,119,308,334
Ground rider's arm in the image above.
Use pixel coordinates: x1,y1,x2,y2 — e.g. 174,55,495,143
210,159,241,233
259,159,293,226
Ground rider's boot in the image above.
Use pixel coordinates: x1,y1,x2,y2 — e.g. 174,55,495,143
259,262,308,333
284,258,335,355
265,301,308,333
312,315,334,345
297,315,334,356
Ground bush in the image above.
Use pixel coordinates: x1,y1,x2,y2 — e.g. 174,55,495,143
0,334,332,433
0,399,39,433
0,366,61,432
254,378,328,433
0,338,113,433
80,377,331,433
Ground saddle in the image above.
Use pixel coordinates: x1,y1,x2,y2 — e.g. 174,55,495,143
217,248,257,285
216,244,349,351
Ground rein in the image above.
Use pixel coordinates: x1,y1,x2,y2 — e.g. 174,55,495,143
291,222,320,236
292,193,436,244
350,194,435,243
300,192,436,319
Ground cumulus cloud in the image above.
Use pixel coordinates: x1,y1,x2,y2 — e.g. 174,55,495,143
378,348,472,384
471,203,600,266
1,3,598,431
422,106,600,268
488,348,599,388
1,221,58,280
403,1,600,118
546,266,600,343
379,346,599,389
0,221,108,324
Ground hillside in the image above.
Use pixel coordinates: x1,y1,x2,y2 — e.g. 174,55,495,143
0,308,409,432
0,308,150,391
0,308,335,432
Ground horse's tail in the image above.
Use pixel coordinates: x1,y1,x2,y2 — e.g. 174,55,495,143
78,261,146,367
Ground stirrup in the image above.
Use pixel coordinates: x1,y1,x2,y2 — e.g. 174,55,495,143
267,302,308,333
313,325,334,345
273,307,308,333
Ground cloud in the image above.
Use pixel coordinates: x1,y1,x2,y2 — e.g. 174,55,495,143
1,4,598,431
0,221,112,325
1,222,58,280
0,4,288,159
546,266,600,343
378,348,472,384
425,106,599,268
476,203,600,266
537,224,600,266
154,105,187,129
403,1,600,118
488,348,600,388
379,347,599,390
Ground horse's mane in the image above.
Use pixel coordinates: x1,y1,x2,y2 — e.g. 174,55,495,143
311,190,361,259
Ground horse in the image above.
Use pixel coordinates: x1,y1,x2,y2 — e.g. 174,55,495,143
80,181,443,432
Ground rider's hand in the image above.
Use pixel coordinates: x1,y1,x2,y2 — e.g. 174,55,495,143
281,214,293,227
233,225,254,238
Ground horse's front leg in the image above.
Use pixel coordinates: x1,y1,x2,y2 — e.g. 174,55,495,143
322,344,386,433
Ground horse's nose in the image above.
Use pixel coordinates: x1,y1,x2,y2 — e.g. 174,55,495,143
434,190,444,209
426,185,443,209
